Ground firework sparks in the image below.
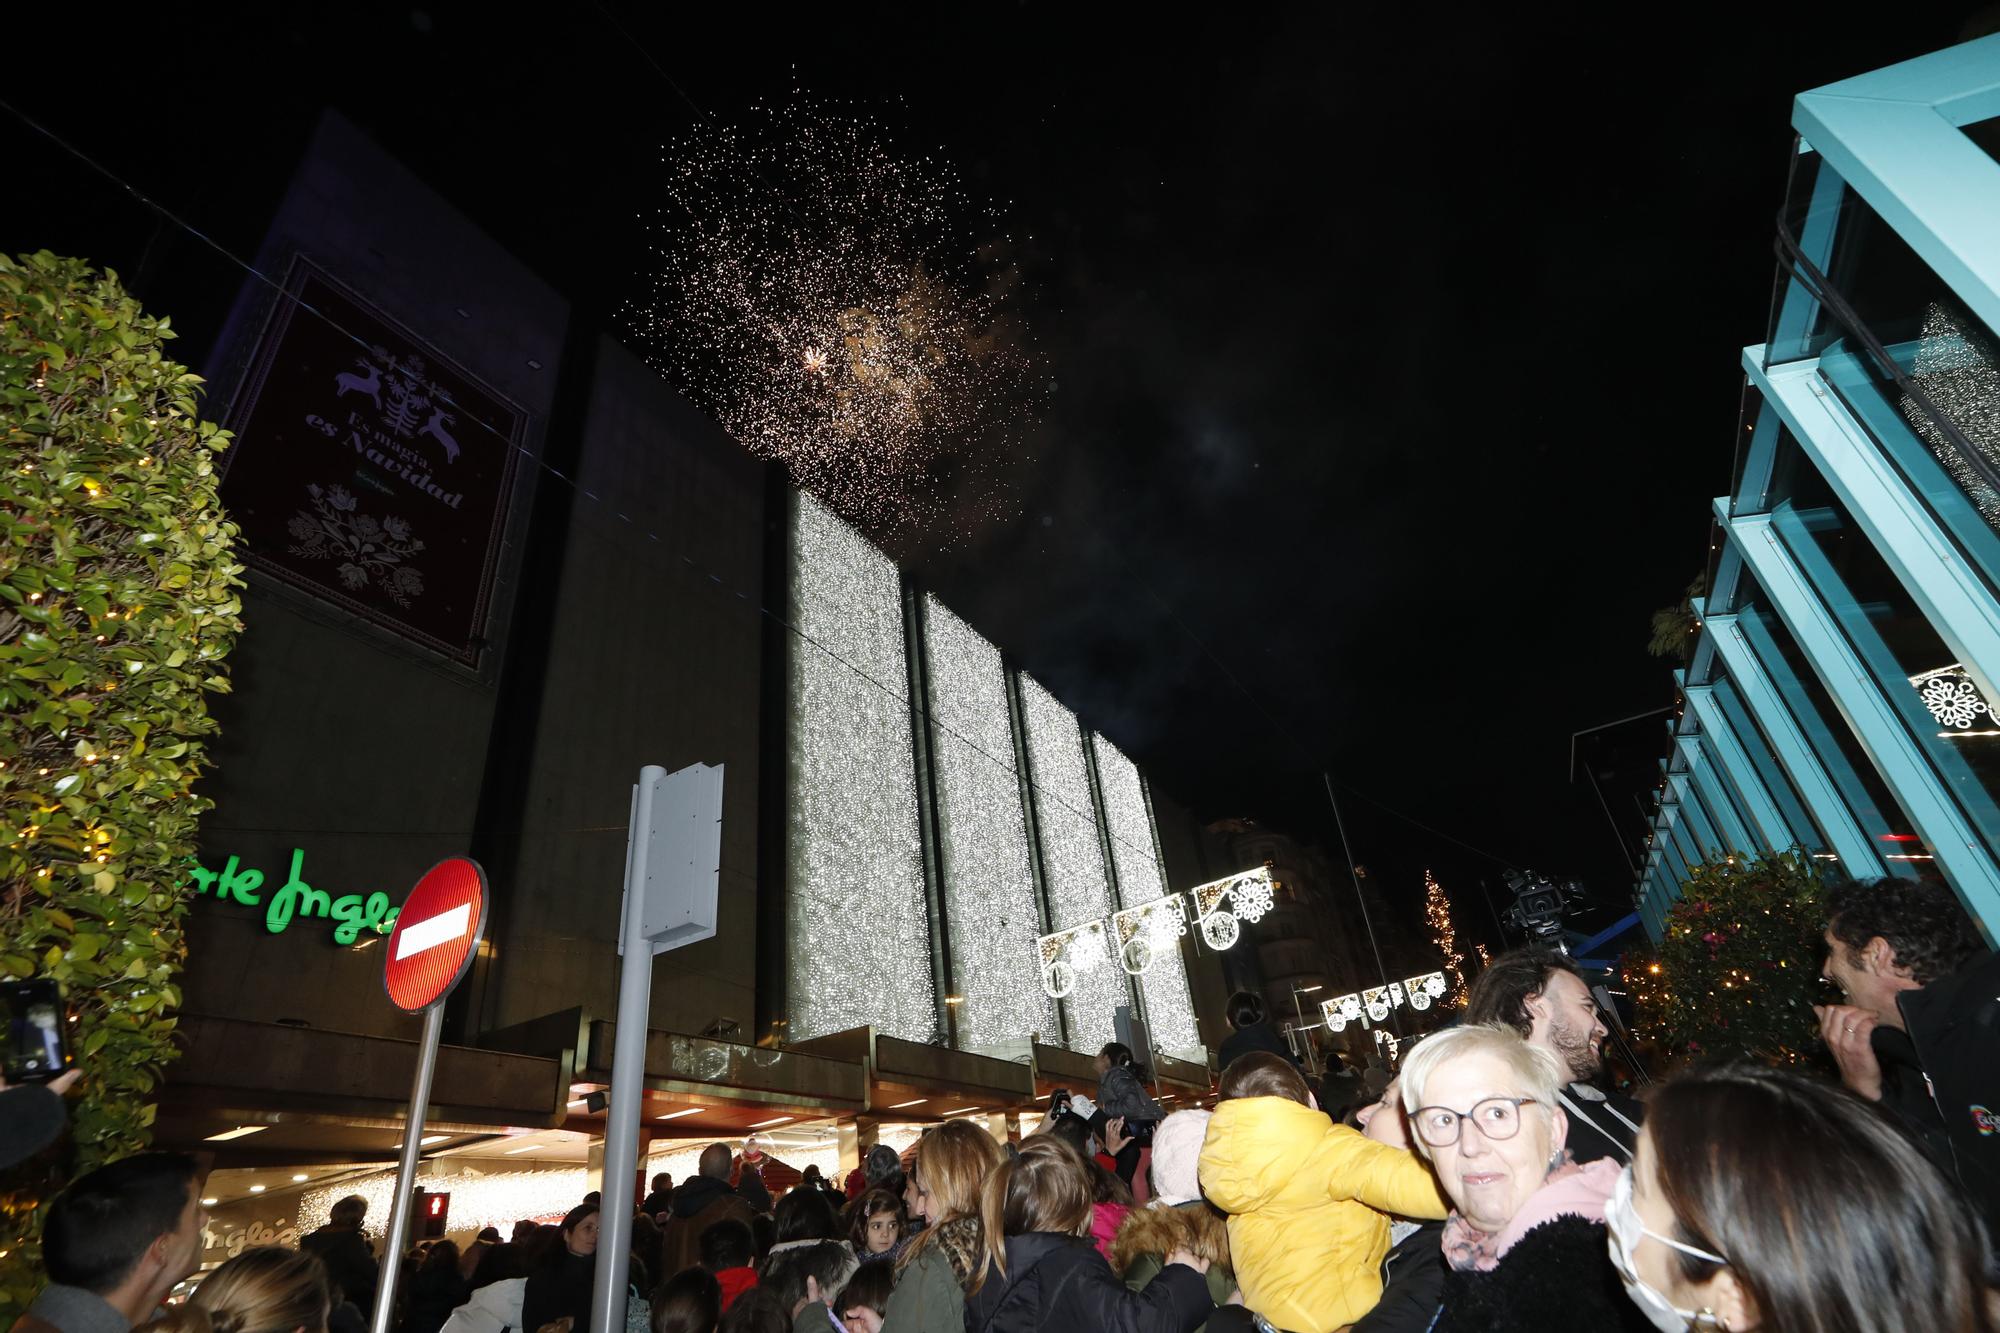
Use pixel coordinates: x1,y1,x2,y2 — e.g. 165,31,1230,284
624,99,1041,544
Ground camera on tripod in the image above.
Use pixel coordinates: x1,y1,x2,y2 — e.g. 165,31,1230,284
1503,869,1582,942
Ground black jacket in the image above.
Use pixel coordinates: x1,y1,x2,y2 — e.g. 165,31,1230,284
962,1233,1212,1333
1434,1215,1649,1333
520,1250,595,1333
302,1224,380,1311
1217,1024,1296,1075
401,1264,469,1333
1882,948,2000,1243
1553,1085,1643,1166
1351,1221,1445,1333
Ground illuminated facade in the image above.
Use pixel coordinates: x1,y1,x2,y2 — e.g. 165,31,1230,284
783,500,1210,1059
1642,37,2000,945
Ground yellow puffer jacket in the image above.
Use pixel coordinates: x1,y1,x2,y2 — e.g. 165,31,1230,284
1198,1095,1447,1333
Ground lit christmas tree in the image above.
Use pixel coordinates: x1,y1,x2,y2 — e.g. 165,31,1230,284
1425,870,1468,1005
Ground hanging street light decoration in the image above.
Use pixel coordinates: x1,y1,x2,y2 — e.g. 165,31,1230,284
1038,919,1111,999
1029,865,1278,1006
1111,893,1189,976
1323,971,1448,1031
1188,866,1277,951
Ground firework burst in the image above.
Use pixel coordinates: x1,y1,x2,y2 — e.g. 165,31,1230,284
624,99,1042,545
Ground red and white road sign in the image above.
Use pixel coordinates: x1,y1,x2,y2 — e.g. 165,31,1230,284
383,858,489,1014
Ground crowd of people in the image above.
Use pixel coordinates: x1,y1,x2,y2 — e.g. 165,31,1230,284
13,876,2000,1333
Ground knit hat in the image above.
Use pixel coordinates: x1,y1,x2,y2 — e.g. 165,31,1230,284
1147,1109,1212,1205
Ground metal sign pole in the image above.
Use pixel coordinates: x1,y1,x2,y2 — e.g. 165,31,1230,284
368,1003,445,1333
589,767,664,1333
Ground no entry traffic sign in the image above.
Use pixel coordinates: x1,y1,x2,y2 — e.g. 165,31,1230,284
383,858,488,1014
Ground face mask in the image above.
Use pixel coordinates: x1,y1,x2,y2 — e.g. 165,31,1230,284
1605,1165,1729,1331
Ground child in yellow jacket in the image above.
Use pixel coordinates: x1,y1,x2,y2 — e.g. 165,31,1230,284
1198,1054,1446,1332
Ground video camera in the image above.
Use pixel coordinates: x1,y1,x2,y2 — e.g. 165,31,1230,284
1503,869,1582,942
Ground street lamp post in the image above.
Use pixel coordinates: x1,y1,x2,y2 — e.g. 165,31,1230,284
1290,984,1323,1077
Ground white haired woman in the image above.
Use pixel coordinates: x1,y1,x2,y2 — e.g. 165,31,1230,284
1398,1023,1646,1332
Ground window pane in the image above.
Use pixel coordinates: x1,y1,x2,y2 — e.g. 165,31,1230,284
1766,443,1999,869
1733,565,1921,870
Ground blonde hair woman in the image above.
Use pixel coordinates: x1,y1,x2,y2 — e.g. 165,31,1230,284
879,1122,1000,1333
139,1247,330,1333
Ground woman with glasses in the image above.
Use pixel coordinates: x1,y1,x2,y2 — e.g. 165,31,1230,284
1397,1024,1646,1331
1610,1061,1996,1333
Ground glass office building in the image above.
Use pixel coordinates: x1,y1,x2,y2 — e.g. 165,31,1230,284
1642,37,2000,944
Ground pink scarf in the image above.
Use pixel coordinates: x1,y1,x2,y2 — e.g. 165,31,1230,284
1440,1156,1620,1272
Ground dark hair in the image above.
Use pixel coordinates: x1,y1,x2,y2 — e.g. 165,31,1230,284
1464,945,1585,1038
772,1185,840,1243
651,1173,673,1192
1218,1051,1311,1104
43,1152,200,1294
699,1218,755,1271
1648,1063,1996,1333
650,1267,721,1333
1226,989,1265,1030
329,1194,368,1228
476,1227,502,1244
418,1240,460,1275
749,1214,775,1264
863,1143,902,1188
1825,877,1982,986
1098,1041,1133,1067
835,1261,893,1318
717,1289,787,1333
560,1203,599,1234
583,1191,602,1207
974,1137,1093,1292
847,1187,905,1254
759,1242,855,1315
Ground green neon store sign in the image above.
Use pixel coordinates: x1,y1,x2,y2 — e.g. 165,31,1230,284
185,849,401,945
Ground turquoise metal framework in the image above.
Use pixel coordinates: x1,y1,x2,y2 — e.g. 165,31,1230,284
1641,35,2000,944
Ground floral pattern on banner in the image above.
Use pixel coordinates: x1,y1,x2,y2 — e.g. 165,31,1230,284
286,483,427,606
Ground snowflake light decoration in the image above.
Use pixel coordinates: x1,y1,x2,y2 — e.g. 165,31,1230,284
1322,993,1363,1032
1913,664,1992,731
1111,894,1188,976
1187,867,1276,955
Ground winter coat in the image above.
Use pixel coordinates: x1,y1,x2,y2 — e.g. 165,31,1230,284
439,1277,524,1333
882,1216,982,1333
1090,1202,1131,1263
404,1264,471,1333
1111,1201,1235,1333
1217,1023,1297,1075
659,1174,757,1278
1198,1095,1448,1333
1350,1222,1444,1333
519,1250,594,1333
1097,1065,1165,1125
1880,947,2000,1242
1433,1215,1650,1333
961,1232,1212,1333
1554,1084,1643,1166
302,1224,380,1311
639,1189,674,1219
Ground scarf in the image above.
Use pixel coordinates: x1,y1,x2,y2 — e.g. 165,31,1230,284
1440,1155,1620,1272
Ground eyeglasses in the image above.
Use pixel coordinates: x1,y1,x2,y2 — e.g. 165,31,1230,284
1410,1096,1541,1148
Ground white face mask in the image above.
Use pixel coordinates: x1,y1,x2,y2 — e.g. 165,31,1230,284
1605,1164,1729,1331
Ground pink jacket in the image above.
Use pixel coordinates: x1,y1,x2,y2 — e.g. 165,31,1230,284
1089,1202,1132,1262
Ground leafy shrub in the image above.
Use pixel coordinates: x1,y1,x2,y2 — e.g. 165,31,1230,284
0,251,242,1319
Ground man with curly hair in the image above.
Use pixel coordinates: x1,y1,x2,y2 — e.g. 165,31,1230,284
1817,875,2000,1239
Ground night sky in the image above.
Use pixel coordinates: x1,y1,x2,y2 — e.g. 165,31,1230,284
10,6,1993,951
